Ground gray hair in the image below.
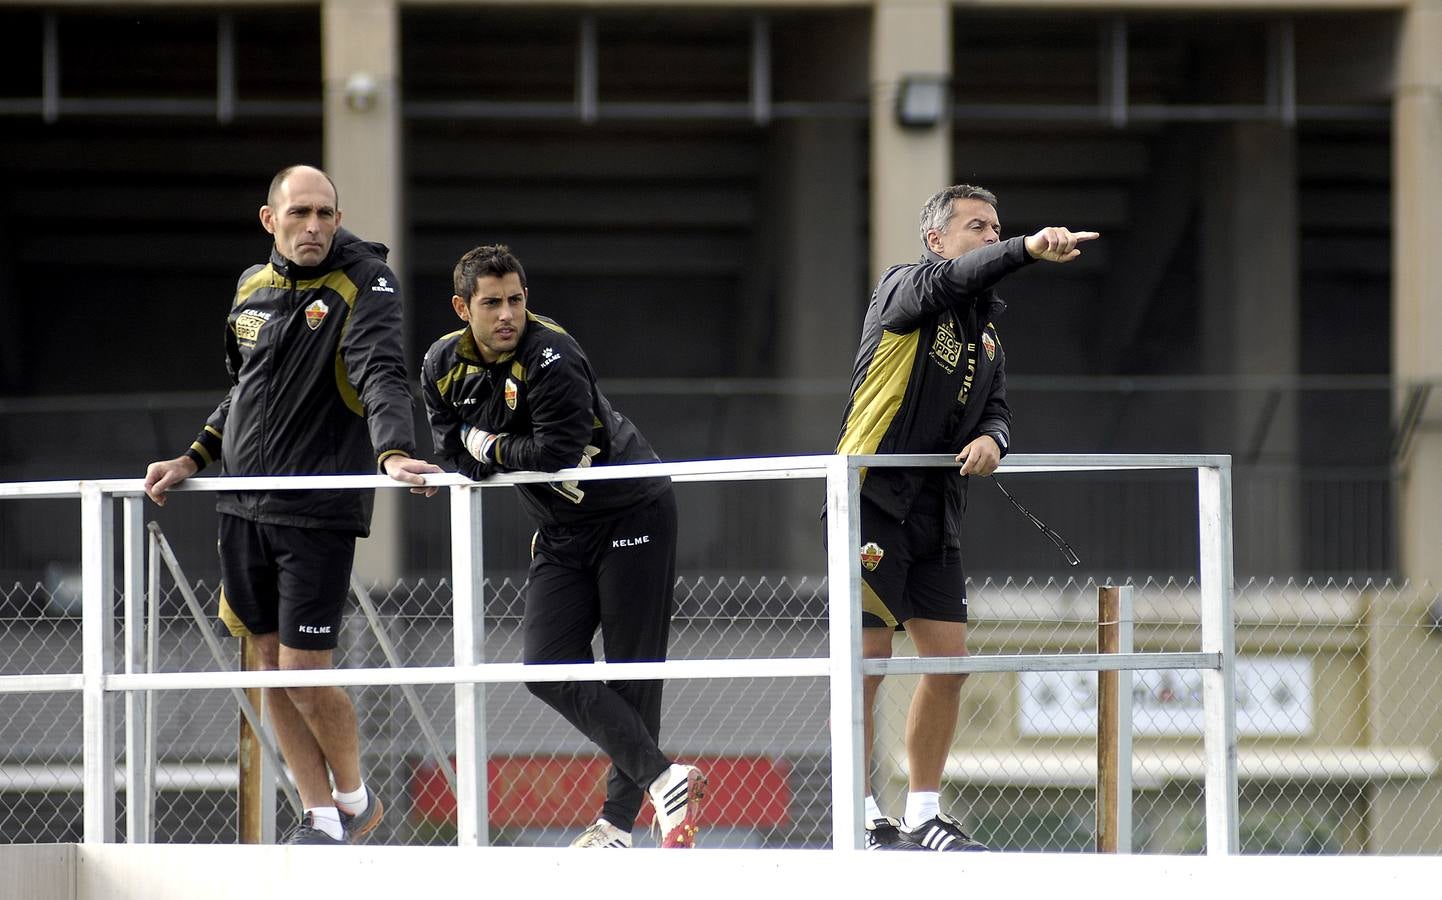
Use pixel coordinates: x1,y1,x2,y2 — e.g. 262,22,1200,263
918,184,998,242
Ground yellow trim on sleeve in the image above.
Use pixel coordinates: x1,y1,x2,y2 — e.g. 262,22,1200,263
189,441,215,467
835,329,920,478
234,265,277,306
436,362,483,399
377,449,409,465
326,271,366,416
528,312,568,335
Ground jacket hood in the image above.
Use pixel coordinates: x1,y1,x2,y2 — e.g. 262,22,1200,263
271,228,390,277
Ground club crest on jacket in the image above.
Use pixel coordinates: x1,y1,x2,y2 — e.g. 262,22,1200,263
304,298,329,331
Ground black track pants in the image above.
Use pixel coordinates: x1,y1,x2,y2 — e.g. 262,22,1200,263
522,489,678,830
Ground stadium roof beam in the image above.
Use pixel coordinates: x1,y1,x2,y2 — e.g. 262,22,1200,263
0,7,1389,124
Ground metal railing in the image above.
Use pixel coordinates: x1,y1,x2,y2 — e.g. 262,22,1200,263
0,453,1238,852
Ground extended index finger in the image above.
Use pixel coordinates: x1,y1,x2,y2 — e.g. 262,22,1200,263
1073,231,1101,242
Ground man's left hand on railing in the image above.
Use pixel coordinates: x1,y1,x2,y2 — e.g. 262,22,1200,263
955,434,1002,477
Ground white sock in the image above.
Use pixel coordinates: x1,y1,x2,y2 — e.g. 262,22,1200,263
333,784,368,815
864,795,883,821
905,791,940,827
306,806,344,840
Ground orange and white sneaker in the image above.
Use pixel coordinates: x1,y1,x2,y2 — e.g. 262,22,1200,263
338,787,384,844
647,763,707,848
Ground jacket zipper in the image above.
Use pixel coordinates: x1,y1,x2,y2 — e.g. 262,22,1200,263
258,270,298,482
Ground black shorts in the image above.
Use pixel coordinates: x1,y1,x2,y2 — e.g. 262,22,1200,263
218,514,356,651
855,497,967,630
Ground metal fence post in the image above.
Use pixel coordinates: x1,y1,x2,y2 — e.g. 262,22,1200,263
122,495,149,843
824,456,864,850
1117,584,1134,853
451,484,488,846
80,483,116,843
1199,463,1239,854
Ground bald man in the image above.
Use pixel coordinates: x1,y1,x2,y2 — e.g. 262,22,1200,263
144,165,441,845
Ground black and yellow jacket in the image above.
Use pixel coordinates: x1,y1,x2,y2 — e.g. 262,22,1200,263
184,229,418,535
421,311,669,527
835,237,1032,548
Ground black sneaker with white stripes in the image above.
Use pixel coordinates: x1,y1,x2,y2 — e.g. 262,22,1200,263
902,813,989,852
866,816,927,851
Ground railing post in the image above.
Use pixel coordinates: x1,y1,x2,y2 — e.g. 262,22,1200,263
1097,585,1119,853
1117,584,1134,853
238,637,267,844
824,456,865,850
1096,584,1135,853
122,495,149,843
144,523,160,840
1198,463,1239,854
450,484,488,847
80,483,116,843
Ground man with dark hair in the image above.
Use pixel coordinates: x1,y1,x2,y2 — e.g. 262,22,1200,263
143,164,442,845
421,244,704,849
834,184,1097,851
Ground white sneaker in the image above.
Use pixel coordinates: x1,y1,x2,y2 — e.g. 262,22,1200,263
570,819,632,848
647,763,707,848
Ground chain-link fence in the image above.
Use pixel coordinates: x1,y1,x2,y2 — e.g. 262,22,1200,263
1,575,1439,852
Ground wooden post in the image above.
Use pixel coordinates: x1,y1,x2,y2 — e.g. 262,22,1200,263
238,637,264,844
1097,584,1120,853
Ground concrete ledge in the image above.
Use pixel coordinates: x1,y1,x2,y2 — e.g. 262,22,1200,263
0,844,73,900
0,845,1410,900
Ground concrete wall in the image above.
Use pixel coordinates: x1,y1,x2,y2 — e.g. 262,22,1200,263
0,844,73,900
0,844,1431,900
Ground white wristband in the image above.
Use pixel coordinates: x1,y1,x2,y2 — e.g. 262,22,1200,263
463,427,498,462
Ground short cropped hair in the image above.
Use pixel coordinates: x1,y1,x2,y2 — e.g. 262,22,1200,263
267,165,339,208
918,184,999,243
452,244,528,298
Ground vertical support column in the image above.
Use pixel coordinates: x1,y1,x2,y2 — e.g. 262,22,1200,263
80,484,115,843
1395,3,1442,586
870,0,952,281
773,116,865,565
1198,464,1239,855
824,457,865,849
323,0,406,587
122,497,149,844
1384,0,1442,853
450,485,487,847
1199,122,1300,571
